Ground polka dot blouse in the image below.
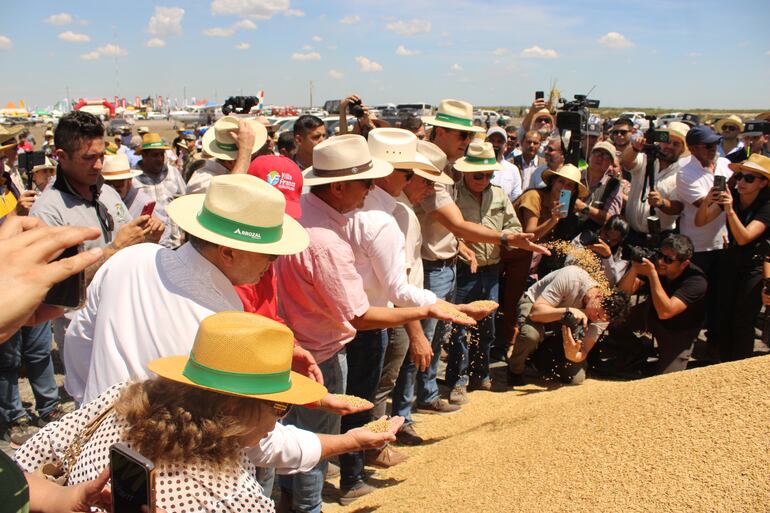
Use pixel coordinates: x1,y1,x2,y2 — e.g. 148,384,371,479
14,383,275,513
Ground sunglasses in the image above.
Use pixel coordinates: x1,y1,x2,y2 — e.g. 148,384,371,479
449,129,473,141
271,402,291,419
95,201,115,238
734,172,760,184
395,168,415,180
611,130,630,136
657,253,679,264
721,125,739,131
535,117,552,124
471,172,493,181
353,178,374,188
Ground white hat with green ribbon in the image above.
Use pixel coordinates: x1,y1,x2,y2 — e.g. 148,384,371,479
424,99,485,133
454,141,502,173
202,115,268,161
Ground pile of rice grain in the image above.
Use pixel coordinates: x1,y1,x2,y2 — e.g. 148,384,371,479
339,356,770,512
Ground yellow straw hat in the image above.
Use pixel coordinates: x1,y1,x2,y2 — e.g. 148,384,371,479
727,153,770,181
136,133,172,154
148,312,327,404
542,163,589,197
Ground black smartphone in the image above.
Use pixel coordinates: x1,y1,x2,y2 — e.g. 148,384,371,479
42,244,86,309
110,443,156,513
714,175,726,192
535,91,544,100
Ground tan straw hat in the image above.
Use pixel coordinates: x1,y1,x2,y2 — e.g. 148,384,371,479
136,133,172,154
542,163,589,197
661,121,690,156
728,153,770,181
202,116,268,161
756,112,770,122
303,134,393,186
423,99,485,133
101,154,143,181
532,108,555,125
414,140,454,185
714,114,744,132
137,126,150,135
148,311,327,405
167,174,309,254
31,157,56,174
367,128,454,185
454,142,502,173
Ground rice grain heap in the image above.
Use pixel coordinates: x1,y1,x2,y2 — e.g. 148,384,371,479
362,418,391,433
330,394,371,408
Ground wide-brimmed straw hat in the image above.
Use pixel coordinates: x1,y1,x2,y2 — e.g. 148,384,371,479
202,116,268,161
31,157,56,174
423,99,485,133
454,142,502,173
542,163,589,197
167,174,309,254
532,108,555,125
303,134,393,186
102,154,142,181
148,311,327,404
728,153,770,181
414,140,455,185
368,128,453,185
137,126,150,135
136,133,172,154
660,121,690,156
714,114,744,132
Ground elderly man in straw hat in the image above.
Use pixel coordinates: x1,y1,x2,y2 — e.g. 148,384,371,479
274,134,471,508
187,116,264,194
715,114,745,160
621,121,689,244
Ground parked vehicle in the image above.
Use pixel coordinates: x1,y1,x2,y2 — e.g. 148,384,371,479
396,103,433,117
107,117,132,136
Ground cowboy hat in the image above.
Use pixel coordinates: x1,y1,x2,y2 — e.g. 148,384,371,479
167,174,309,254
714,114,744,132
148,311,327,405
202,116,268,161
101,154,143,181
303,134,393,186
423,99,485,133
136,133,172,154
542,163,589,197
454,142,502,173
531,108,555,125
415,140,454,184
137,126,150,135
756,112,770,122
31,157,56,174
728,153,770,181
0,137,16,152
368,128,453,185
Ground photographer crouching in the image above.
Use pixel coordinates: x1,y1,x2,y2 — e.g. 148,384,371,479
609,234,707,375
507,265,630,386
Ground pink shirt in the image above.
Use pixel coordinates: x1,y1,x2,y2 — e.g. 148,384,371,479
274,194,370,364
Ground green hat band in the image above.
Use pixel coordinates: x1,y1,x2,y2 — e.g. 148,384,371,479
464,156,497,165
142,141,167,149
435,112,473,128
215,140,238,151
183,355,291,394
197,206,283,243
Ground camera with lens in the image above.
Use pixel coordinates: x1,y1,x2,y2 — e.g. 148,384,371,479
578,229,601,246
555,93,600,166
347,99,365,119
221,96,261,116
625,245,657,264
560,310,585,341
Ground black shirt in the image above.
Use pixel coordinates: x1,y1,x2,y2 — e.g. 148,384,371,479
727,188,770,270
654,263,707,333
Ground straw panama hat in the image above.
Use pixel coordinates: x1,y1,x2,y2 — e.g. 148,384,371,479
714,114,744,132
136,133,172,154
137,126,150,134
303,134,393,186
532,108,555,125
147,311,327,404
167,174,309,254
423,99,485,133
202,116,268,161
368,128,453,185
542,163,589,197
102,154,142,181
728,153,770,181
454,142,502,173
660,121,690,156
31,157,57,174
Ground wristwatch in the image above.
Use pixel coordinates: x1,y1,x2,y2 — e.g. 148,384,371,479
500,231,509,247
580,205,590,217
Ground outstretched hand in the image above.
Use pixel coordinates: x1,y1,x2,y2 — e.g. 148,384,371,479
346,416,404,450
314,393,373,416
505,232,551,256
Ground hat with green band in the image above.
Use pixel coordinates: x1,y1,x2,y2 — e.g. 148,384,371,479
423,99,485,133
148,311,327,404
454,141,502,173
136,133,172,154
202,115,268,161
166,173,309,254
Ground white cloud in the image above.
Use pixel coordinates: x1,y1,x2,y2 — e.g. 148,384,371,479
767,50,770,56
147,6,184,37
493,47,509,56
396,45,419,56
80,44,127,60
598,31,634,49
235,42,250,50
451,63,463,72
80,51,100,60
355,55,382,72
328,69,344,79
203,18,257,37
520,45,558,59
339,15,360,25
210,0,292,20
45,13,73,25
688,51,701,58
146,38,166,48
385,19,431,36
312,35,322,42
58,31,90,43
285,9,304,16
292,51,321,61
302,44,313,50
0,35,11,50
234,19,257,30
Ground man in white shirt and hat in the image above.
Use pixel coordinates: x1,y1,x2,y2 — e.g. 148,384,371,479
486,126,522,202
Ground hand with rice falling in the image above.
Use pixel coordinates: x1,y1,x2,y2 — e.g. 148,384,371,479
503,231,551,256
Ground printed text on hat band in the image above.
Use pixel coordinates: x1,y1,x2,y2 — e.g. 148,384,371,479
197,206,283,243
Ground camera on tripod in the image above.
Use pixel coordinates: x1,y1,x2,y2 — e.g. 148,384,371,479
555,94,600,166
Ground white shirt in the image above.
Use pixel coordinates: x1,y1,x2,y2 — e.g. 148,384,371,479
626,153,681,233
393,192,425,288
344,186,436,308
491,159,523,202
187,158,230,194
676,155,733,252
525,164,548,191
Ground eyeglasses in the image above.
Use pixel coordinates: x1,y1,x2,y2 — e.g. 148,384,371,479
395,169,415,180
471,172,493,181
611,130,630,136
534,117,552,124
449,129,473,141
721,125,739,132
734,172,759,184
271,402,291,419
657,253,678,264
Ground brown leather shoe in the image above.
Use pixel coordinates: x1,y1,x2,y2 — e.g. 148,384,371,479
364,445,409,468
395,423,423,446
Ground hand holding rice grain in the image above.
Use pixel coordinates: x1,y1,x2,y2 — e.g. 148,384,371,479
433,303,476,325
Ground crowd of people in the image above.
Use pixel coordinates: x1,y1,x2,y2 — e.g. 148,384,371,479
1,95,769,512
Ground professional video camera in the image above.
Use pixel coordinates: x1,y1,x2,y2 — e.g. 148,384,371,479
221,96,261,116
560,310,585,341
555,94,600,166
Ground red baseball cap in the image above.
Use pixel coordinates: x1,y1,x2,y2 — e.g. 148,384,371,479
248,155,302,220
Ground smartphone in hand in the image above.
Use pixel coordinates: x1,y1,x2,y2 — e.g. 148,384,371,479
140,201,156,217
558,189,572,217
714,175,726,192
43,244,86,309
110,443,156,513
535,91,544,100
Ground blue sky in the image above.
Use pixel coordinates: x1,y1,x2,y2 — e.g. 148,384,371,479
1,0,769,110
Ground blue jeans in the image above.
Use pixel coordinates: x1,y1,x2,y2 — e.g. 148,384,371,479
0,321,59,423
445,263,500,388
339,329,388,488
279,351,347,513
392,263,456,422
